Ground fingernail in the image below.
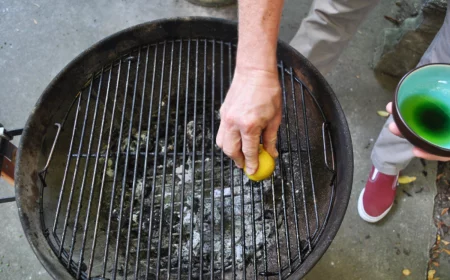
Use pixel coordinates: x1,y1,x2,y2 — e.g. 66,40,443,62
274,150,279,158
246,168,256,175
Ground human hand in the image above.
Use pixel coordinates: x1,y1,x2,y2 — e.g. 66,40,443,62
386,102,450,161
216,67,282,174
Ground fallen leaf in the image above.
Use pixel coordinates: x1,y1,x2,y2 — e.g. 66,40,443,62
377,110,389,117
428,270,436,280
438,235,441,241
33,19,37,24
356,75,360,79
443,249,450,255
437,173,444,181
433,261,439,267
398,176,417,184
441,208,449,216
402,269,411,276
442,240,450,246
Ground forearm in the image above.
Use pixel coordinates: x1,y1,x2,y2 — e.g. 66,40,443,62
236,0,284,72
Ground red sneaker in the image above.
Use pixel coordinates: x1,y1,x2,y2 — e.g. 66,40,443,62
358,166,398,223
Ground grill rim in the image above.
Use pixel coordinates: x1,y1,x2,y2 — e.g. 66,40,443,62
15,17,353,280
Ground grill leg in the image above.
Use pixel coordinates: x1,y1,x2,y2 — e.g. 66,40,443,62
0,196,15,203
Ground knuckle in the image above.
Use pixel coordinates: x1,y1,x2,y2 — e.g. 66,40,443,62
239,118,258,134
242,148,258,158
223,147,239,158
223,113,236,125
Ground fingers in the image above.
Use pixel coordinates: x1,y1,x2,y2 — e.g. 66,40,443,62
413,147,450,161
386,102,393,114
222,129,245,168
216,122,225,150
388,122,403,138
241,133,262,175
262,116,281,158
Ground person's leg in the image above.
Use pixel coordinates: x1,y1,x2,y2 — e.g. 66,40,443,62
371,2,450,175
290,0,381,75
360,3,450,222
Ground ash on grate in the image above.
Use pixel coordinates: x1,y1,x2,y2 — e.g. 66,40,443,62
103,114,287,278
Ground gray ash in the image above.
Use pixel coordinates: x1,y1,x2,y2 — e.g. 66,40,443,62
103,112,283,278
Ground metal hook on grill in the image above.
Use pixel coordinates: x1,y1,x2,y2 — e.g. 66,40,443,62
322,122,335,173
38,123,62,184
322,122,337,187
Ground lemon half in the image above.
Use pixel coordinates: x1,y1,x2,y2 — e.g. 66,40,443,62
244,144,276,182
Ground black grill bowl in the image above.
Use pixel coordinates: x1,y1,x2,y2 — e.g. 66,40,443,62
16,17,353,279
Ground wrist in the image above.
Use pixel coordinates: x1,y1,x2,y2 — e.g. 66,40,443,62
235,46,278,73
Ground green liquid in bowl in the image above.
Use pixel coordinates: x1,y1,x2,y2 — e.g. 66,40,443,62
400,95,450,148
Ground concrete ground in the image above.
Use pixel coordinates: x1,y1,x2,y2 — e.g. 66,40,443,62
0,0,437,279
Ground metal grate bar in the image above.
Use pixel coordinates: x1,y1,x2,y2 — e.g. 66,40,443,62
249,180,258,278
219,40,226,280
280,61,300,270
240,170,246,279
188,39,199,280
101,59,125,277
146,41,166,279
51,93,81,239
115,48,141,278
209,39,216,280
107,57,132,278
276,131,292,273
87,60,121,278
300,83,320,238
176,39,191,280
156,40,175,278
199,39,207,280
289,68,312,253
270,175,282,279
166,39,183,279
143,42,162,279
123,48,147,275
228,42,236,280
259,180,268,279
58,77,95,260
77,66,112,278
281,67,303,261
140,43,159,280
133,45,151,279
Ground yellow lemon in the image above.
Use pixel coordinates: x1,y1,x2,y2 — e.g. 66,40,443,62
244,144,276,182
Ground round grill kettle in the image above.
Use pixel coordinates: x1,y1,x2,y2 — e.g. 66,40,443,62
0,18,353,279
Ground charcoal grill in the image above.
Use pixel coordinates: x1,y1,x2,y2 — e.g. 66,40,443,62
0,18,353,279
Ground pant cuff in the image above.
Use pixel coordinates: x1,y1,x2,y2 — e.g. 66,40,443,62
371,152,400,176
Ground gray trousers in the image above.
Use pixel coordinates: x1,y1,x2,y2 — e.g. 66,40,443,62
291,0,450,175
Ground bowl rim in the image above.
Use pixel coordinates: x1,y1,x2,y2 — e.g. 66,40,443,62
393,63,450,156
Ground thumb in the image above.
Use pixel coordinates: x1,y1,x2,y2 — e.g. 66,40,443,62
241,133,261,175
386,102,393,114
262,119,280,158
388,121,403,138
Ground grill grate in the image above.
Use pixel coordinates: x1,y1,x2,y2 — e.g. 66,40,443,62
39,39,336,280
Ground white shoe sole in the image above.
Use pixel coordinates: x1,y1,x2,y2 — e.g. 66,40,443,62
357,188,393,223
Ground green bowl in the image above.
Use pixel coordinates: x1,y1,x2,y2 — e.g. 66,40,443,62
393,63,450,156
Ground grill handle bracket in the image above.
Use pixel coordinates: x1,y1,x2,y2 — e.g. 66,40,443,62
0,125,23,203
322,122,336,173
38,123,62,186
